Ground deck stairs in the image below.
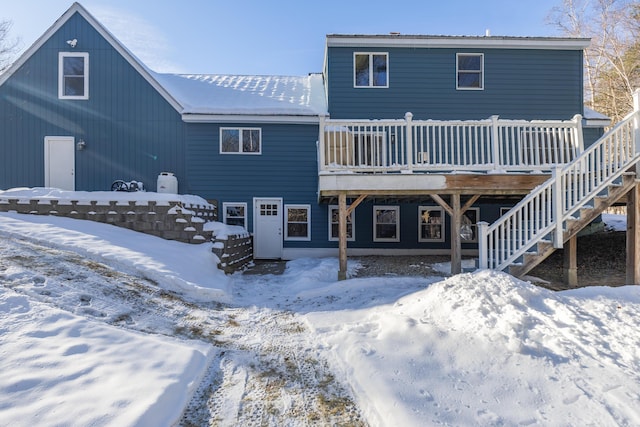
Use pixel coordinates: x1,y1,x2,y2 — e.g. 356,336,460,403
479,110,640,277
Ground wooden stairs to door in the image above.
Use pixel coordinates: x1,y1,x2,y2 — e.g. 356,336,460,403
508,172,637,277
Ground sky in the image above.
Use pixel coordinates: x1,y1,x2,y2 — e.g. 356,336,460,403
2,0,565,76
1,187,639,425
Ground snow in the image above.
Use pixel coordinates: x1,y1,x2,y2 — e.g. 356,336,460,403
0,195,639,426
154,73,328,116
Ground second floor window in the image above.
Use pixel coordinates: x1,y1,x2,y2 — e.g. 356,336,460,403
456,53,484,90
220,128,261,154
354,53,388,88
59,52,89,99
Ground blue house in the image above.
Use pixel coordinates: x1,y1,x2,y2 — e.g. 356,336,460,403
2,3,639,282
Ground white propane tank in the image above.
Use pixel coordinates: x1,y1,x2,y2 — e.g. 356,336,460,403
157,172,178,194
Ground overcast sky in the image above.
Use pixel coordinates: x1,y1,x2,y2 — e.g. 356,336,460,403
3,0,565,75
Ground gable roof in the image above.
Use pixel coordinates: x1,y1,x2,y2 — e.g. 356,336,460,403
0,2,183,112
0,2,327,122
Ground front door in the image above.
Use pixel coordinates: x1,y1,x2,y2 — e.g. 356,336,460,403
253,198,283,259
44,136,75,190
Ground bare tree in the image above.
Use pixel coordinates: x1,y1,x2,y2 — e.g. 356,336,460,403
0,19,19,74
548,0,640,122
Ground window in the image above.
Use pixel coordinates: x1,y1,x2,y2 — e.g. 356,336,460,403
419,207,444,242
285,205,311,241
456,53,483,90
220,128,261,154
329,205,355,241
354,52,388,88
59,52,89,99
223,202,247,229
461,208,479,243
373,206,399,242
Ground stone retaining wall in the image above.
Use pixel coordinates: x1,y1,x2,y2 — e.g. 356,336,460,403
0,198,215,244
211,233,253,274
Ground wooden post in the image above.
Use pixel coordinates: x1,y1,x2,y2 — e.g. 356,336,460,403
626,183,640,285
338,192,348,281
563,234,578,287
451,194,462,275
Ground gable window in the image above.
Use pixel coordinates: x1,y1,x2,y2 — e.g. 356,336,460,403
419,206,445,242
59,52,89,99
285,205,311,241
354,52,388,88
373,206,399,242
223,202,247,229
456,53,483,90
329,205,355,241
220,128,261,154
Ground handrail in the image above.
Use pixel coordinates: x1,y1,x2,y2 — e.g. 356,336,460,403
479,110,640,271
319,114,582,173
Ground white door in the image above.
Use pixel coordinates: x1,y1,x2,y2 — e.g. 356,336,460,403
44,136,75,190
253,198,283,259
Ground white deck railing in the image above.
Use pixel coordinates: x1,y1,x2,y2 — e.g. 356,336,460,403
478,109,640,271
319,113,584,173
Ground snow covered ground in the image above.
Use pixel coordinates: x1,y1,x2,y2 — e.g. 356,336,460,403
1,192,639,426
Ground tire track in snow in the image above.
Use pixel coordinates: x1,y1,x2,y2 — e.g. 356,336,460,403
0,236,365,426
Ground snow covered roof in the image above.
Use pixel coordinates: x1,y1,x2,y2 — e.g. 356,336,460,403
583,106,611,127
154,73,328,122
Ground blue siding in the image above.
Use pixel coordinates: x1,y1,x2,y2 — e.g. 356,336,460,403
184,122,326,247
0,12,185,192
326,47,584,121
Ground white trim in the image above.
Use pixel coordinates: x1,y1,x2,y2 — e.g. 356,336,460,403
284,204,311,241
456,53,484,91
418,206,445,242
222,202,248,229
220,127,262,155
182,114,321,124
373,205,400,242
353,52,389,88
0,3,183,112
58,52,89,99
327,35,591,50
328,205,355,242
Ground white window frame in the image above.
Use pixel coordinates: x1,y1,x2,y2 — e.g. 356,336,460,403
373,205,400,242
285,204,311,241
418,206,445,242
354,52,389,88
461,207,480,243
328,205,355,242
222,202,248,229
220,127,262,155
58,52,89,100
456,53,484,91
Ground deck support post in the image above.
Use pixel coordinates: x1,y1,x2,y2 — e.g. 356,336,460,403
338,193,367,281
626,182,640,285
338,192,348,281
451,194,462,275
563,234,578,287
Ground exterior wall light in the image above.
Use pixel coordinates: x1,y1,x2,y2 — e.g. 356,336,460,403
76,139,86,150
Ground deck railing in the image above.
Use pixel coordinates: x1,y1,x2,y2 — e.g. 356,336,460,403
478,109,640,271
318,113,584,173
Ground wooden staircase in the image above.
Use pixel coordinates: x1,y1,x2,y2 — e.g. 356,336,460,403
479,107,640,277
508,172,636,277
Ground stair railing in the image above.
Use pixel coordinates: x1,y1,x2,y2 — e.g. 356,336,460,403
479,108,640,271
